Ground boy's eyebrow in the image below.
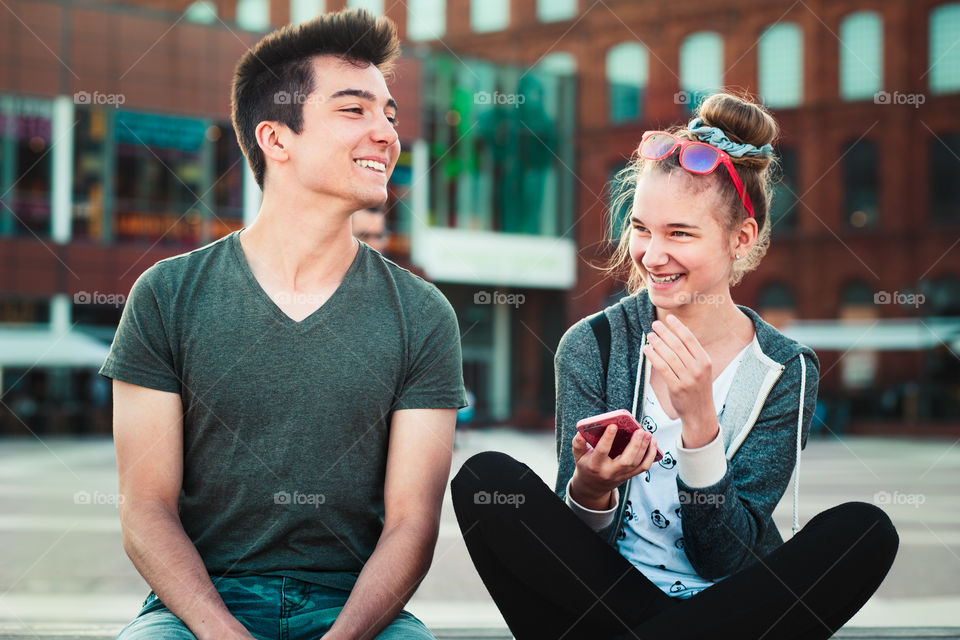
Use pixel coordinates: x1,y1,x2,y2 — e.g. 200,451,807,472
328,88,398,112
630,216,700,230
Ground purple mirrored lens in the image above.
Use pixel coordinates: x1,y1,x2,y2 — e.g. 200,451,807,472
642,134,677,159
680,144,719,173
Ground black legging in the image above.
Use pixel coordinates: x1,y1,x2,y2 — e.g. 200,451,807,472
451,451,898,640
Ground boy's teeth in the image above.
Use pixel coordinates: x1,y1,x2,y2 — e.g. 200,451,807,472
354,159,385,172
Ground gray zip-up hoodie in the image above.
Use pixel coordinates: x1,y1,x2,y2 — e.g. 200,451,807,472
554,291,819,581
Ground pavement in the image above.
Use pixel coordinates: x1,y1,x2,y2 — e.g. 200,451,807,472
1,428,959,634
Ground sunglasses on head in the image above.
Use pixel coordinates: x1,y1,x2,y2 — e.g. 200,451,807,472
638,131,755,219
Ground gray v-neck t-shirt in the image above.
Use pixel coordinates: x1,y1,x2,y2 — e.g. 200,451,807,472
100,230,466,589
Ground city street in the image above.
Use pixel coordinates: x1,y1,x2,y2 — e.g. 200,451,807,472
1,429,959,634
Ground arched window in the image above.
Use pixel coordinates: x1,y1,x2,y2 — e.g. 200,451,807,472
471,0,508,32
184,1,216,24
679,31,723,111
236,0,269,31
606,42,648,123
840,11,883,100
290,0,324,24
758,23,803,108
538,0,576,22
757,282,796,327
930,3,960,93
407,0,445,40
347,0,383,15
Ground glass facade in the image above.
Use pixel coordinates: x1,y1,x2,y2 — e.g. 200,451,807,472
0,96,53,238
421,55,575,236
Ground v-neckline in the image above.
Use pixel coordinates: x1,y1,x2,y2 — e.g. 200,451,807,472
230,229,364,330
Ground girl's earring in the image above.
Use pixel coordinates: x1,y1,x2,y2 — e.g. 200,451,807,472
735,254,740,259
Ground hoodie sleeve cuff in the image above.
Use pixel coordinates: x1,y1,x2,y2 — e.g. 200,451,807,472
565,477,619,531
675,431,727,488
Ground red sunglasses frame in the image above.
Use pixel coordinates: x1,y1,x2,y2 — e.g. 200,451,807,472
638,131,755,219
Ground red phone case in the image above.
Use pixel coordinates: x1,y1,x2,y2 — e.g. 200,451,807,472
576,409,664,461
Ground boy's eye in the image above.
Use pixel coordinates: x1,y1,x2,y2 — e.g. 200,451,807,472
343,107,363,114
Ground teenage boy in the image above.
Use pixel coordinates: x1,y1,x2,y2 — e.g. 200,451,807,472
103,10,465,639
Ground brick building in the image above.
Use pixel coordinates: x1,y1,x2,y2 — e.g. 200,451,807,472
0,0,957,433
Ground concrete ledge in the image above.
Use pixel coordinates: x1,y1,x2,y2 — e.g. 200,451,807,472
2,625,960,639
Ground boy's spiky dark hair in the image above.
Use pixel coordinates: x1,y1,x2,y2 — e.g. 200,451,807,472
230,9,400,189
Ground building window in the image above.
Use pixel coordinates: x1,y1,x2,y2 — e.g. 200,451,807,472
757,282,795,327
113,111,218,245
843,139,878,229
930,132,960,223
769,146,798,234
236,0,269,30
931,276,960,315
606,42,648,123
679,31,723,111
840,280,876,310
407,0,445,41
290,0,325,24
930,3,960,94
72,108,110,241
423,56,575,236
0,95,53,238
758,23,803,108
840,11,883,100
347,0,383,15
184,1,217,24
471,0,508,33
538,0,576,22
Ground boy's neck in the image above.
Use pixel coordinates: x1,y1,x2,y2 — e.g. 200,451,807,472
239,189,362,291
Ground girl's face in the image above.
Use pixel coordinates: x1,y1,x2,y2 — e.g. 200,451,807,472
628,170,742,311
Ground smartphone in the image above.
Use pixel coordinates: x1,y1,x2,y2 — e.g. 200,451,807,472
576,409,664,461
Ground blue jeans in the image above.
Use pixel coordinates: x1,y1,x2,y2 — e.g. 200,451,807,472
116,575,433,639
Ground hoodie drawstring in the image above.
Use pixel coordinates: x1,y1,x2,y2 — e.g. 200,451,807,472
792,354,807,536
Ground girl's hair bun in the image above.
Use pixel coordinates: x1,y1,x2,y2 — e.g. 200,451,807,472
695,93,778,168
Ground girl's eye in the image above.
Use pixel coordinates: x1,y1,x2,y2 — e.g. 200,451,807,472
672,231,690,237
632,225,648,233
